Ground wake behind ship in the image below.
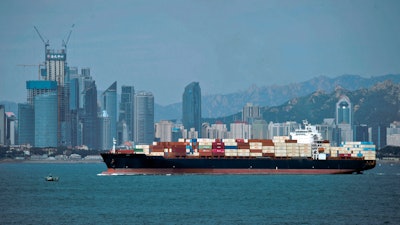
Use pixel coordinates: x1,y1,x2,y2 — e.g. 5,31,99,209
100,121,376,175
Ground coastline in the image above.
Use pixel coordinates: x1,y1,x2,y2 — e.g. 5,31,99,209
0,159,103,164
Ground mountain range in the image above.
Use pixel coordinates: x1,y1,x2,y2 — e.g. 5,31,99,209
156,74,400,121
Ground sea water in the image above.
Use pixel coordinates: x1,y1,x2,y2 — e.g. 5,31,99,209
0,162,399,225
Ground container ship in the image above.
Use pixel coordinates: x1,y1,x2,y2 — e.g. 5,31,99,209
100,121,376,175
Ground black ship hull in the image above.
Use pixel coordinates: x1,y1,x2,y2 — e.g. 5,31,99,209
100,153,376,175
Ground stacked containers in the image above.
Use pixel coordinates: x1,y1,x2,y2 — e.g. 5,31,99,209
237,141,250,157
150,145,165,156
224,139,238,157
212,139,225,157
249,140,263,157
261,139,275,157
198,138,212,157
170,143,186,157
299,143,312,157
285,140,299,157
273,136,288,157
135,145,150,154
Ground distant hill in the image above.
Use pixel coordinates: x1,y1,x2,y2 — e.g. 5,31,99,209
204,80,400,129
156,74,400,121
261,80,400,126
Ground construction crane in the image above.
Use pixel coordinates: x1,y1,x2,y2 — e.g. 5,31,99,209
17,64,45,80
62,24,75,50
33,26,49,53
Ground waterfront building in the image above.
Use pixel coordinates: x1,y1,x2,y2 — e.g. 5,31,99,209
82,79,98,149
18,103,34,146
34,92,58,147
335,95,353,142
101,81,117,149
242,103,261,124
267,121,297,139
387,121,400,147
251,119,268,139
69,77,80,147
230,122,251,139
354,124,370,142
99,111,111,150
119,85,135,142
26,80,58,105
0,105,4,145
155,120,173,142
203,122,228,139
5,112,16,145
182,82,201,136
134,91,154,145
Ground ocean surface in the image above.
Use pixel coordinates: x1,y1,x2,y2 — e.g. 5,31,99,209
0,161,399,225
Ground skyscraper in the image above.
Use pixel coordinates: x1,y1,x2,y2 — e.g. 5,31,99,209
18,103,34,146
182,82,201,136
34,92,58,147
134,91,154,144
336,95,352,125
82,79,98,149
242,103,261,124
335,95,353,142
42,47,69,147
0,105,4,145
102,81,117,149
119,85,135,142
99,110,111,150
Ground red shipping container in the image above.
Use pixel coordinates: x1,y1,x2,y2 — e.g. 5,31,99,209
250,149,262,153
262,153,275,157
212,149,225,157
199,149,212,157
116,150,135,154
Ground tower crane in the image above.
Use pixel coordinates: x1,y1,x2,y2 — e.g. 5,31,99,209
17,64,45,80
62,24,75,50
33,26,49,53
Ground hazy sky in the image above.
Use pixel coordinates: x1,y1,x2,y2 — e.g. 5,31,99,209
1,0,400,105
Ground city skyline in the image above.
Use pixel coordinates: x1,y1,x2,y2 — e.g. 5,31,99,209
1,0,400,105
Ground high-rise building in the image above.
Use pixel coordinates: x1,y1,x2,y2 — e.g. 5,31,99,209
182,82,201,136
354,124,369,142
99,110,111,150
26,80,58,105
251,119,268,139
202,122,228,139
230,122,251,139
82,80,98,149
34,92,58,147
44,49,67,85
242,103,261,124
335,95,353,142
134,91,154,144
387,121,400,146
69,77,79,147
119,85,135,142
5,112,16,145
101,82,117,149
155,120,173,142
42,46,69,147
18,103,34,146
0,105,5,145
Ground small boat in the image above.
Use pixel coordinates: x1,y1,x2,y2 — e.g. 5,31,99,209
45,174,59,182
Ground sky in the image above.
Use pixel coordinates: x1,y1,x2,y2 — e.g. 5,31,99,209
1,0,400,105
